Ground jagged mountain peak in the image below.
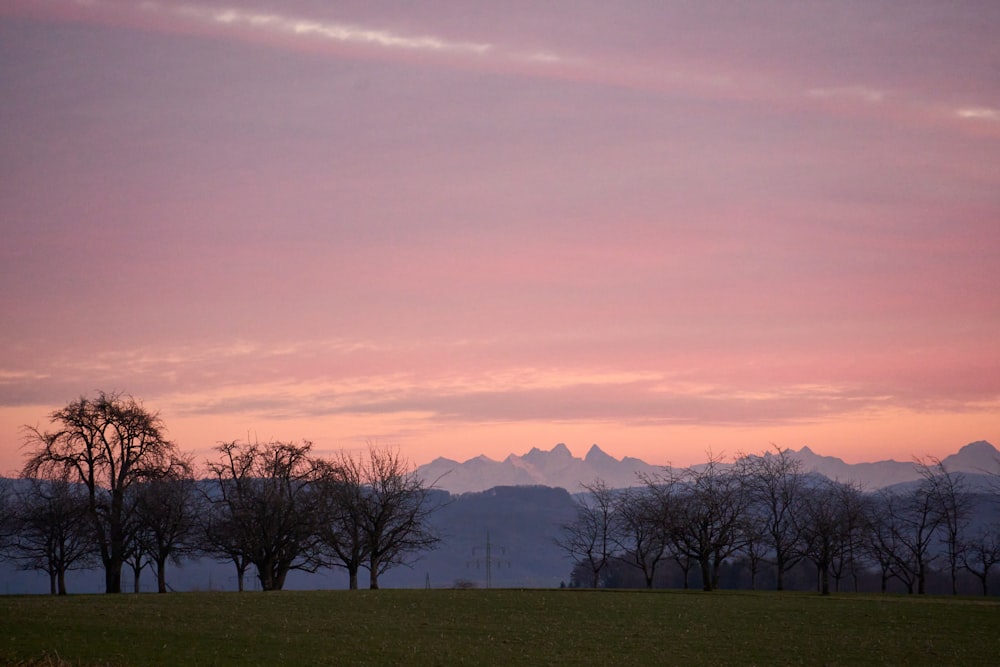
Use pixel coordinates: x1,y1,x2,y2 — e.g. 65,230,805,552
585,444,616,464
419,443,659,494
551,443,573,457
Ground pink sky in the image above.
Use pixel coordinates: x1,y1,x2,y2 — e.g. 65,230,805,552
2,0,999,474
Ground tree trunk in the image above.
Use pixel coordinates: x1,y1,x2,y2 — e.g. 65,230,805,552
369,555,381,589
348,566,359,590
57,569,68,596
49,571,57,596
133,565,142,593
157,557,168,593
699,555,713,592
106,561,123,594
710,552,723,590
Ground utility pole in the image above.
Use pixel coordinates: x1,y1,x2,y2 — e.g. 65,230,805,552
468,530,510,589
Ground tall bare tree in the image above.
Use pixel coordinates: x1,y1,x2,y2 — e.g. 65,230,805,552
795,479,866,595
873,486,941,594
23,391,177,593
556,479,619,588
197,492,250,592
315,455,367,590
915,457,972,595
828,482,869,593
348,445,441,589
133,456,198,593
205,440,325,591
651,455,749,591
738,447,805,590
612,486,670,589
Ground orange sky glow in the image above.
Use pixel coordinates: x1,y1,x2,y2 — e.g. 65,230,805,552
2,1,998,475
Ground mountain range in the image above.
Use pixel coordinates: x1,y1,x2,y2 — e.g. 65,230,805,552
417,440,1000,493
4,442,997,594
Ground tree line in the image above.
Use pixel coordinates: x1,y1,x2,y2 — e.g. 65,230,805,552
557,449,1000,595
0,391,440,594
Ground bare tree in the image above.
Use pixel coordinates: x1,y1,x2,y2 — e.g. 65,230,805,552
874,486,941,594
737,506,770,590
197,493,250,592
556,479,619,588
960,524,1000,596
793,479,867,595
133,456,198,593
738,447,805,590
659,456,749,591
315,455,367,590
7,475,97,594
864,493,903,594
828,481,868,593
205,440,325,591
347,445,442,590
23,391,178,593
124,532,149,593
915,457,972,595
612,486,669,589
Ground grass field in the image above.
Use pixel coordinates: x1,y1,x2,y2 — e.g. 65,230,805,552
1,588,998,666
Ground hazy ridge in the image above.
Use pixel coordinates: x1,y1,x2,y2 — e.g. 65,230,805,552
417,440,1000,493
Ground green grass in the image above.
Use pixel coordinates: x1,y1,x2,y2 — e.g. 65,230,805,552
1,589,997,666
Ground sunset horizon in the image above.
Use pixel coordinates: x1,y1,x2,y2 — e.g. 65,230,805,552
3,1,998,477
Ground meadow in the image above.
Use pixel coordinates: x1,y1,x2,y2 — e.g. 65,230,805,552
1,589,997,666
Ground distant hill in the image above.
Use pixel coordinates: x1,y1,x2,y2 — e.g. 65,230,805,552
418,441,1000,493
786,440,1000,490
382,485,578,589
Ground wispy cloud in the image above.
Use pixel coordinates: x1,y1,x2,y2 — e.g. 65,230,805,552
172,4,493,55
807,86,887,103
956,107,1000,121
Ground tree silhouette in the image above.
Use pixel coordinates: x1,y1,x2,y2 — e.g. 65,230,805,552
133,456,198,593
556,480,619,588
349,445,441,590
7,475,96,594
205,439,325,591
23,391,177,593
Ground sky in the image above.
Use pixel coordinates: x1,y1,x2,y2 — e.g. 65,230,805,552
2,0,999,474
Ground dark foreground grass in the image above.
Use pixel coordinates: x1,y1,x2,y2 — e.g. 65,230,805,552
1,588,997,666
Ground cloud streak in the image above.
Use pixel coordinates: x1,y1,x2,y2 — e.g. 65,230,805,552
171,3,493,55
